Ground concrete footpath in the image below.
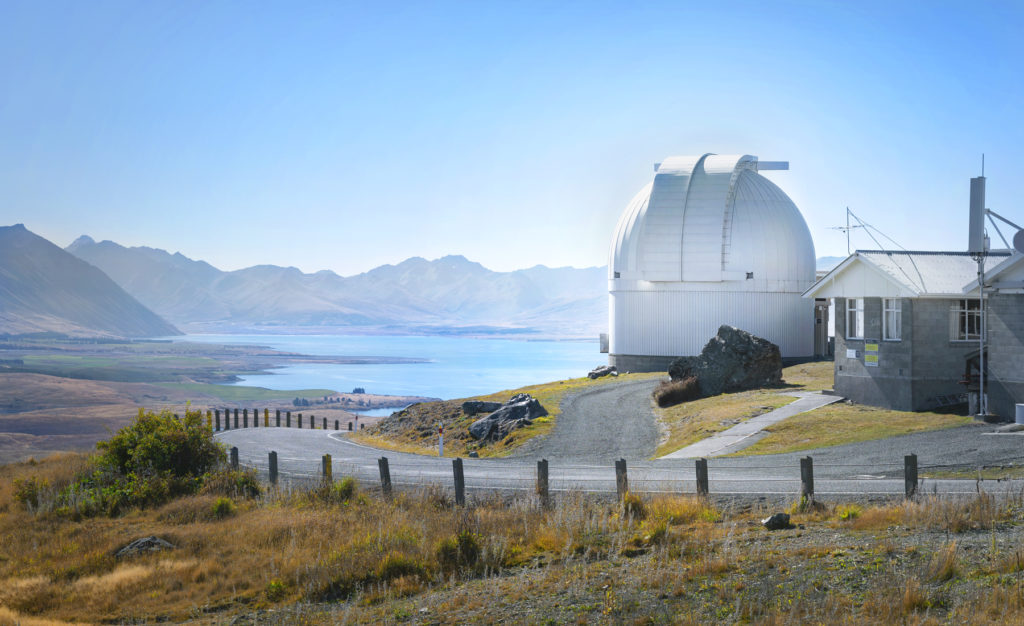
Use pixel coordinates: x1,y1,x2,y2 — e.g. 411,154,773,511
659,391,844,459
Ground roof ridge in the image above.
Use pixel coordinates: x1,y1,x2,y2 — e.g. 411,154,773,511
856,250,1012,257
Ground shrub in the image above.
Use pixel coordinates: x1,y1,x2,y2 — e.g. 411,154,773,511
333,477,357,502
837,503,862,521
436,530,481,573
653,377,702,408
211,497,236,519
265,579,287,601
200,469,261,499
13,476,49,510
377,552,426,582
622,492,646,521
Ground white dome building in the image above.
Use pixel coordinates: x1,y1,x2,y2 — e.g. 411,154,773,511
608,154,816,371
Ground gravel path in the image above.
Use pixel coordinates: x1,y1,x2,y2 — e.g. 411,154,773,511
511,378,661,463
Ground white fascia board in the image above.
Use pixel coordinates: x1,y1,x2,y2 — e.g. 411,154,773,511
802,253,920,299
960,253,1024,294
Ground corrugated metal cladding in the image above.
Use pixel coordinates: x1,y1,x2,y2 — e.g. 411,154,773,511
608,153,816,361
609,291,813,357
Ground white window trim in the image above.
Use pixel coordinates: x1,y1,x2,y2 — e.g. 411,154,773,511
950,298,983,342
883,298,901,341
846,298,865,340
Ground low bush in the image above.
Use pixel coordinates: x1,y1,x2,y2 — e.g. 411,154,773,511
436,530,481,573
653,376,702,408
200,469,261,499
211,497,236,519
623,492,646,521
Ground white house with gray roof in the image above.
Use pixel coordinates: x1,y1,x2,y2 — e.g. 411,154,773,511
804,249,1024,419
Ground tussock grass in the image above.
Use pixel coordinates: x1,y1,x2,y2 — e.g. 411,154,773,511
4,454,1024,623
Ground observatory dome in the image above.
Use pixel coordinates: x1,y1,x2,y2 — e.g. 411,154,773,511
608,154,816,369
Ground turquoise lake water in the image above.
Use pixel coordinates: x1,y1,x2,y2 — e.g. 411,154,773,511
175,334,602,401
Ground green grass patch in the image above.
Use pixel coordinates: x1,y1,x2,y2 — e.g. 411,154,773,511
157,383,337,402
732,402,973,456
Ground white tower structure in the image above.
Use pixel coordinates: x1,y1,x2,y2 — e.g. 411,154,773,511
608,154,816,371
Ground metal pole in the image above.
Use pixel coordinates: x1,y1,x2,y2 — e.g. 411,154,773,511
979,259,987,416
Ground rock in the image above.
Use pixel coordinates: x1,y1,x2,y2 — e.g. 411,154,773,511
668,325,782,397
468,393,548,441
462,400,503,415
115,536,176,558
468,450,479,458
761,513,794,530
587,365,618,379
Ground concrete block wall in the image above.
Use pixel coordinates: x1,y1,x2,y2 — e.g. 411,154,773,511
834,297,914,410
985,293,1024,418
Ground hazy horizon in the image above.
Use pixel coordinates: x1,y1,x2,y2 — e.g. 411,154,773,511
3,1,1021,275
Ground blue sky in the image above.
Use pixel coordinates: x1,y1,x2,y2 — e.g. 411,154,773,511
2,1,1022,274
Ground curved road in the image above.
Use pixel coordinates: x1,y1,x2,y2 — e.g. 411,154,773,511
217,379,1024,499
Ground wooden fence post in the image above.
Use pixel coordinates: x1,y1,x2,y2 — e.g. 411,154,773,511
537,459,550,508
334,419,339,430
276,409,281,427
243,409,248,428
269,451,278,485
264,409,269,427
215,410,221,431
615,459,628,500
298,414,303,429
905,454,918,499
800,456,814,501
310,414,315,429
323,417,327,430
286,411,291,428
322,454,332,484
378,457,392,498
230,447,238,470
453,458,465,506
233,409,239,429
348,422,353,431
695,458,709,497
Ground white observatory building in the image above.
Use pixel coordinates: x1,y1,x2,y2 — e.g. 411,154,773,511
607,153,816,371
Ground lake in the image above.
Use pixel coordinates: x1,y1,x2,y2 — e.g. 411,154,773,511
175,334,603,401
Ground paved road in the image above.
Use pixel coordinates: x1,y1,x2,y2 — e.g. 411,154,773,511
216,377,1024,498
511,378,661,463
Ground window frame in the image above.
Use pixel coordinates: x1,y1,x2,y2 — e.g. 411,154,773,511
882,298,902,341
951,298,983,342
846,298,865,340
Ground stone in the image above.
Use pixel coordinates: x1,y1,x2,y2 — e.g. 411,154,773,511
468,450,479,458
468,393,548,441
668,325,782,397
462,400,503,415
588,365,618,379
115,536,176,558
761,513,794,531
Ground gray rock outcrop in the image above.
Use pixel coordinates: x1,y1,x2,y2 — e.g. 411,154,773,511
587,365,618,379
468,393,548,441
115,536,176,558
668,325,782,397
761,513,794,530
462,400,503,415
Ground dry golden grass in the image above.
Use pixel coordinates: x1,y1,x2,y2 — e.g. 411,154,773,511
4,454,1024,624
653,362,835,457
738,402,974,456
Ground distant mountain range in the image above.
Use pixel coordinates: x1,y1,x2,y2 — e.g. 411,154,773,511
0,225,180,338
65,235,607,337
0,224,851,339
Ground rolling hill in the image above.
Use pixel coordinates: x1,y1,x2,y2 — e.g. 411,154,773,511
0,225,181,338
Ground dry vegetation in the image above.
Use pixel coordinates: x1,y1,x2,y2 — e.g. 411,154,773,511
5,454,1024,623
737,402,974,456
353,372,662,458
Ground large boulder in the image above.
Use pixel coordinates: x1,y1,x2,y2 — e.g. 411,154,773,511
668,325,782,397
587,365,618,379
462,400,503,415
468,393,548,441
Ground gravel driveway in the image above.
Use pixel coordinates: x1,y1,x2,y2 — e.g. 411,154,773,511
511,378,661,463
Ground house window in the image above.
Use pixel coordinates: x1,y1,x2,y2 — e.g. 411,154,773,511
883,298,901,341
951,299,982,341
846,298,864,339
